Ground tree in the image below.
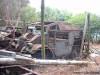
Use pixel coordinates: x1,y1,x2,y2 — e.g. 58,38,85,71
0,0,29,26
21,6,37,23
44,7,71,21
68,13,100,42
68,13,100,30
68,13,85,26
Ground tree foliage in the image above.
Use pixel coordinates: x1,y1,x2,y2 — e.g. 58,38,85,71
68,13,100,28
0,0,100,30
68,13,100,41
68,13,85,26
21,6,37,23
44,7,71,21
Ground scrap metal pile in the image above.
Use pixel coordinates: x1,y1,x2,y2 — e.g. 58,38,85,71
0,27,39,75
0,22,99,75
0,22,83,59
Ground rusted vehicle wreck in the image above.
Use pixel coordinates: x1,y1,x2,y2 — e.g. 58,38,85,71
26,22,83,59
0,21,91,75
0,22,83,59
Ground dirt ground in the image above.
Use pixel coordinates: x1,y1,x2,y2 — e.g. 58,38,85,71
90,43,100,50
33,44,100,75
33,63,100,75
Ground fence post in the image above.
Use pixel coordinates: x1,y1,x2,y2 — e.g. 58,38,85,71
80,13,90,58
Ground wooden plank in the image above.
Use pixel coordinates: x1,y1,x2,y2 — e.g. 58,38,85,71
80,13,90,57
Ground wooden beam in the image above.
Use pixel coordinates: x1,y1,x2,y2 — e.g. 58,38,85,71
80,13,90,58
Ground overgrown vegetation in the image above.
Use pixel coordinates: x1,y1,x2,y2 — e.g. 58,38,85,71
0,0,100,27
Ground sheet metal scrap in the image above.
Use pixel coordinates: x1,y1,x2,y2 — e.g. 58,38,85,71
0,65,39,75
0,50,39,75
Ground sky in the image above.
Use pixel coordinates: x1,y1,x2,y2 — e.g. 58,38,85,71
29,0,100,15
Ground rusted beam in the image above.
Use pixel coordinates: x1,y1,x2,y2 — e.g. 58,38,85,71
21,73,33,75
19,66,39,75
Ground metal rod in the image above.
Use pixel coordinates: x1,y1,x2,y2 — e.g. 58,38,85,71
0,57,95,65
0,58,16,64
34,59,95,65
41,0,45,59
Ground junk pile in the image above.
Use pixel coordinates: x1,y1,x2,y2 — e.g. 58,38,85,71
0,22,96,75
0,22,83,59
0,50,95,75
1,21,93,60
